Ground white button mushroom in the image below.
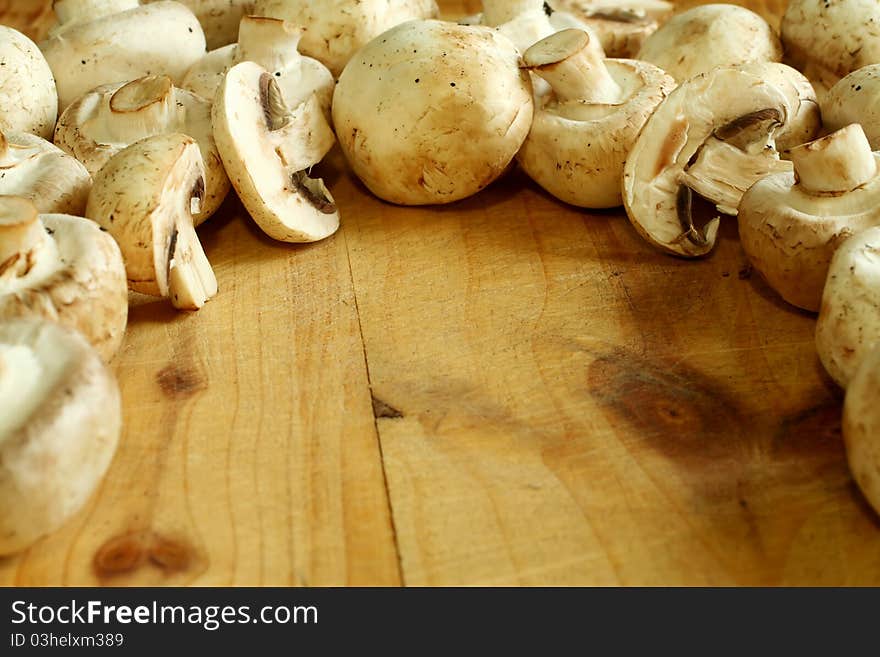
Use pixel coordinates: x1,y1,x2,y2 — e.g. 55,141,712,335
182,15,334,122
843,344,880,517
253,0,440,77
212,61,339,242
332,20,534,206
823,65,880,150
146,0,254,50
41,0,208,111
0,196,127,361
86,133,218,310
545,0,674,58
637,4,782,83
816,225,880,388
0,131,92,216
782,0,880,96
517,29,674,208
739,125,880,312
0,26,58,141
477,0,595,55
622,68,793,257
0,317,121,556
54,75,229,225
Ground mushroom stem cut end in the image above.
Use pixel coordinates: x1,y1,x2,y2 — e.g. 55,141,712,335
790,124,877,195
524,29,622,104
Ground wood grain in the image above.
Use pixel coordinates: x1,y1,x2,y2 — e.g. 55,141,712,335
2,0,879,586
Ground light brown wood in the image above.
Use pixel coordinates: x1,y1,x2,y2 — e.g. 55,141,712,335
2,0,880,587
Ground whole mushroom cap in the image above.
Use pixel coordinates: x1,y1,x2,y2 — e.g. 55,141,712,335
41,0,207,111
254,0,439,77
843,344,880,517
816,225,880,387
637,4,782,82
0,26,57,141
0,317,121,555
739,125,880,312
823,65,880,150
517,29,675,208
0,131,92,216
0,196,128,362
332,19,534,206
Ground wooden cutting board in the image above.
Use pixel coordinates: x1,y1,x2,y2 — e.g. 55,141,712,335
2,0,878,587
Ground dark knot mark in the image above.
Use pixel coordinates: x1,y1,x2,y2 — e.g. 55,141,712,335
94,532,193,579
156,364,206,399
371,395,403,420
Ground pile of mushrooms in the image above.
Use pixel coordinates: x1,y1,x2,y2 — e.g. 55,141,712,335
5,0,880,553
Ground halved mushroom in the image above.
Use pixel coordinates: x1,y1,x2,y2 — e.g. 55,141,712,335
734,61,821,152
0,26,57,140
86,133,217,310
782,0,880,97
739,125,880,312
147,0,254,50
552,0,673,58
622,67,792,257
517,29,674,208
182,15,334,122
637,4,782,83
0,196,127,361
213,61,339,242
843,344,880,517
815,225,880,387
0,131,92,216
823,65,880,150
42,0,207,111
253,0,440,77
54,75,229,225
0,317,121,556
333,20,534,206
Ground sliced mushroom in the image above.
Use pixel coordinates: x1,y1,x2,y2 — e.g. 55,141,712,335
823,65,880,150
54,75,229,225
622,67,792,257
552,0,673,58
147,0,254,50
0,196,127,361
843,344,880,517
0,26,57,140
333,20,534,206
734,61,821,152
253,0,440,77
182,15,334,122
816,225,880,387
637,4,782,83
42,0,207,111
782,0,880,97
739,125,880,312
86,133,217,310
213,61,339,242
0,317,121,556
517,29,674,208
0,131,92,216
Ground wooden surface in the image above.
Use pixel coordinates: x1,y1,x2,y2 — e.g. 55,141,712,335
3,0,880,587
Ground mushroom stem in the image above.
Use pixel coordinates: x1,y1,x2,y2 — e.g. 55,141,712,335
790,124,877,195
97,76,177,144
482,0,547,26
0,196,46,267
234,16,304,72
54,0,138,25
524,28,622,104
